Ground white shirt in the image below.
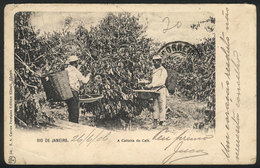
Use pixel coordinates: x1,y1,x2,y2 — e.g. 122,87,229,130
66,65,90,91
150,66,168,88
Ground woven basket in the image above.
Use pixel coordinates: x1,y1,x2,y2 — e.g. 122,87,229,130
41,70,73,101
133,89,160,99
79,94,103,103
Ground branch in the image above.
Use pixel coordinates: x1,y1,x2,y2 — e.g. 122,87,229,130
15,70,38,89
34,54,46,62
15,54,41,77
15,116,28,127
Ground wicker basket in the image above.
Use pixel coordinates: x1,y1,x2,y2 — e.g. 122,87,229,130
41,70,73,101
133,89,160,99
79,94,103,103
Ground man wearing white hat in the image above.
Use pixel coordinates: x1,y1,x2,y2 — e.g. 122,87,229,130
146,55,168,128
65,55,91,123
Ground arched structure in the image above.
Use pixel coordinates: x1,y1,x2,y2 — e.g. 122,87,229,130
157,41,200,94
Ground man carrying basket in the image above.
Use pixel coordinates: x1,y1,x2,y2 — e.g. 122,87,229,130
65,56,91,123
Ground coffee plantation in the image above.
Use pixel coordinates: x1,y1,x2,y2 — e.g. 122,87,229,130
14,12,215,129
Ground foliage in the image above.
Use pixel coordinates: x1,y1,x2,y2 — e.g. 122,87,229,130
14,12,52,127
14,12,215,129
194,38,215,110
161,37,216,129
76,13,154,121
14,12,41,96
162,37,215,109
190,16,215,32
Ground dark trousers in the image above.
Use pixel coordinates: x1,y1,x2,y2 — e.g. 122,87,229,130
65,90,79,123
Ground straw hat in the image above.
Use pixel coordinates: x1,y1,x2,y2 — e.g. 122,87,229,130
152,55,162,60
66,55,79,64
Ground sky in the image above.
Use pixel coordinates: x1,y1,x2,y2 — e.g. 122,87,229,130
30,12,215,44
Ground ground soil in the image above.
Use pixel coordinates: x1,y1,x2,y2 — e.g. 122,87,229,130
43,95,213,132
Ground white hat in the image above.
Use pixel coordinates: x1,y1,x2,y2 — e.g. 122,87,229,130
153,55,162,60
67,56,79,63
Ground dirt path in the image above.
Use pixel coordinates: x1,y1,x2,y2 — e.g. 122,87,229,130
45,95,212,132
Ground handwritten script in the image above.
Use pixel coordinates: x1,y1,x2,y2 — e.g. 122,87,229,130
70,128,111,147
153,128,213,164
220,7,240,161
162,17,182,33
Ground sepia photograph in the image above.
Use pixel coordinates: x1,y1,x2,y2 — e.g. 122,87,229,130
4,4,256,165
14,11,215,131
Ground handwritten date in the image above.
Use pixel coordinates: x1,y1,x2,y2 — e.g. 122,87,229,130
71,128,111,147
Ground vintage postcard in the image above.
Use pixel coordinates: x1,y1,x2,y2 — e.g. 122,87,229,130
4,4,256,165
